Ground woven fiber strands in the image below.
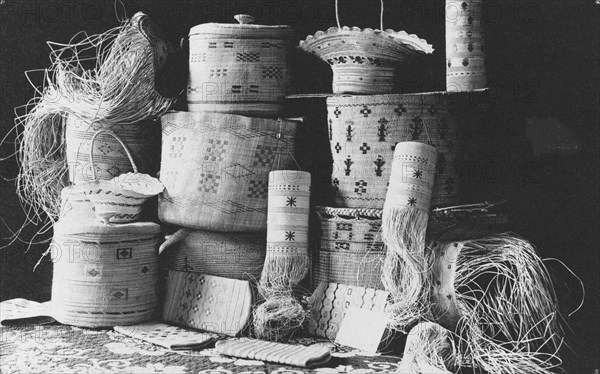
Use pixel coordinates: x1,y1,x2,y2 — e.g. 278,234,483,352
260,171,311,288
381,142,437,331
66,115,158,184
58,186,95,222
313,206,386,290
159,229,266,281
326,92,460,209
50,222,161,327
187,15,294,117
158,111,299,232
446,0,486,91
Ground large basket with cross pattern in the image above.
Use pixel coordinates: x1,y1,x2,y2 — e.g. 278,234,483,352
326,91,489,209
158,111,299,232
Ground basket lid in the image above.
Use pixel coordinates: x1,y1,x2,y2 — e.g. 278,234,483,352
189,14,294,39
54,221,161,236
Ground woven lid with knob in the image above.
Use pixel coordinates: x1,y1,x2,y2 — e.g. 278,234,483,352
189,14,294,39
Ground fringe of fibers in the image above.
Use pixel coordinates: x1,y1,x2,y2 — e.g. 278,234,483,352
252,290,307,342
399,321,457,374
259,251,310,292
381,206,430,332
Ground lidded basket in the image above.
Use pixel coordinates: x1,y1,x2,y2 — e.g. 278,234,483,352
187,14,295,117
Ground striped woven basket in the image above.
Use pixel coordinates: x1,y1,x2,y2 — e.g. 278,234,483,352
159,229,266,281
65,115,158,184
158,111,299,232
58,185,95,222
313,206,386,290
326,91,479,209
50,221,161,327
187,15,294,117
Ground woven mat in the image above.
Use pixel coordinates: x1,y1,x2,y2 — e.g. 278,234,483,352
0,324,406,373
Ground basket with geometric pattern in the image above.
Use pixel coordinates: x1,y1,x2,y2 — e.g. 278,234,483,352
158,111,300,232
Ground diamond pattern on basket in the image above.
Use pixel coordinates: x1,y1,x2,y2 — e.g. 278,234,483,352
190,52,207,63
247,180,268,198
169,136,186,158
109,289,128,300
262,66,283,79
204,139,228,162
98,142,112,155
107,165,121,177
198,173,221,194
236,52,260,62
334,242,351,250
359,143,370,154
354,180,367,195
116,247,133,260
253,145,275,166
209,69,228,78
223,163,255,179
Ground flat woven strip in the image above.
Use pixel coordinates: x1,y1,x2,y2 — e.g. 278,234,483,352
114,322,217,350
313,206,386,290
307,282,389,340
158,111,298,232
162,270,252,336
446,0,486,91
159,229,266,281
326,92,461,209
50,221,161,327
215,338,331,368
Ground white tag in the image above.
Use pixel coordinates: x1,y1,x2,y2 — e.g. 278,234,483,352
335,307,388,353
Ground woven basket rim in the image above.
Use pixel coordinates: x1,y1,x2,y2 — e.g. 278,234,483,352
54,220,161,235
190,22,294,36
298,26,434,54
324,88,490,103
315,206,382,220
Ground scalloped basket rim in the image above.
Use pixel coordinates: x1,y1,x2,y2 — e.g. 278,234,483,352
298,26,434,54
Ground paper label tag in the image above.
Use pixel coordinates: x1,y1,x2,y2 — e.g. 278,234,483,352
334,307,388,353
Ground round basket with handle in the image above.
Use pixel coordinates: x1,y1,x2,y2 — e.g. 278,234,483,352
81,129,164,224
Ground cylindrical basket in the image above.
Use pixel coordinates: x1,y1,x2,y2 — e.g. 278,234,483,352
158,111,299,232
326,91,470,209
446,0,486,91
187,15,294,117
159,229,266,281
313,206,386,290
50,221,161,327
65,115,158,184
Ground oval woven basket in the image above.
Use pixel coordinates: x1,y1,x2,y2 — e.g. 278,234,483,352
187,15,294,117
313,206,386,290
158,111,299,232
58,185,95,222
326,91,482,209
50,221,161,327
65,115,158,184
159,229,266,281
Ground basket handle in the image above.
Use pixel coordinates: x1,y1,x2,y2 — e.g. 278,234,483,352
88,129,138,181
335,0,385,30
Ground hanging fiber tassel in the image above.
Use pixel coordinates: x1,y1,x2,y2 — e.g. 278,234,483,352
260,170,311,289
381,141,438,331
429,234,566,374
399,321,457,374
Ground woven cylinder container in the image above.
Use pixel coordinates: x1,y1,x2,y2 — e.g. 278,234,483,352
187,15,294,117
327,92,461,209
65,116,158,184
158,111,299,232
159,229,266,281
446,0,486,91
266,171,311,260
313,206,386,290
50,221,161,327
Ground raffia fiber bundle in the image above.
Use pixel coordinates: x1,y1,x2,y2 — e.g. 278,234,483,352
254,171,311,342
14,12,174,224
313,206,386,290
428,234,565,374
381,141,437,331
50,221,161,327
159,229,266,281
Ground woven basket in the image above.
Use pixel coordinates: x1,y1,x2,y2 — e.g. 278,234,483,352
298,27,433,94
446,0,486,91
159,229,266,281
50,221,161,327
326,91,472,209
59,185,95,222
187,14,294,117
65,115,158,184
313,206,386,290
80,130,164,224
158,111,299,232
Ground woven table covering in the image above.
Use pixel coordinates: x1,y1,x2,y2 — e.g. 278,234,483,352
0,324,416,373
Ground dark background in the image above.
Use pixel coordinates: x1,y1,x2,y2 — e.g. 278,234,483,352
1,0,598,372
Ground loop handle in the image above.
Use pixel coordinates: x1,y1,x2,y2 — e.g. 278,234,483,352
88,129,138,181
335,0,385,30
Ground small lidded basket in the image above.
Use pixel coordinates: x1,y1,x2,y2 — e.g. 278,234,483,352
187,14,295,117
